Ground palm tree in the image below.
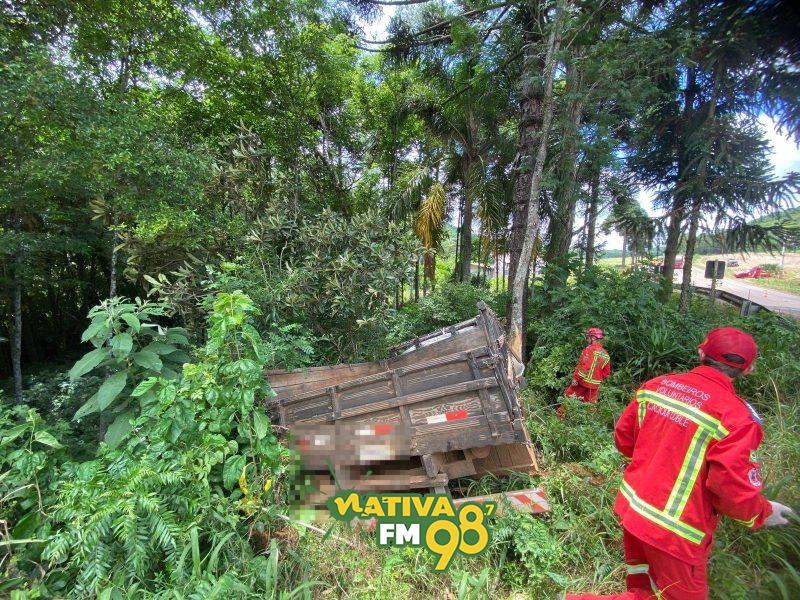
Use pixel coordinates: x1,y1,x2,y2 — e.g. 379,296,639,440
411,42,512,283
603,180,655,268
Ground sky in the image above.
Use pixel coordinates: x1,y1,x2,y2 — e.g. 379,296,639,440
358,8,800,252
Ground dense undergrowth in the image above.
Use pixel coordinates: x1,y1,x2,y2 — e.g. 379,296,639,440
1,269,798,598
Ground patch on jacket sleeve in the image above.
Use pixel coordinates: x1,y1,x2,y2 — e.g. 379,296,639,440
744,401,762,424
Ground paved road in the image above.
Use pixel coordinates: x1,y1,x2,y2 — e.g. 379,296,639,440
687,267,800,318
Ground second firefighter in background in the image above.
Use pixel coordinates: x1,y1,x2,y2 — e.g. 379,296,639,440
564,327,611,405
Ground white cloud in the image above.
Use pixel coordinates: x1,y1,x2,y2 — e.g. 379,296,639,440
758,114,800,177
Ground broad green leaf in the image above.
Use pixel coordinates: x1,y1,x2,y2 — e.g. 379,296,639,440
133,350,162,371
161,367,179,381
81,319,109,342
73,392,100,421
253,410,271,440
0,424,30,447
111,333,133,357
144,341,178,355
96,371,128,411
11,511,40,539
165,349,192,362
168,420,183,443
69,348,107,380
223,455,246,490
33,430,63,449
131,377,159,397
165,330,190,345
105,411,134,449
121,313,141,333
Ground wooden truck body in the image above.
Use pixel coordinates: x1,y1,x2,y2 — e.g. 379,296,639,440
266,302,537,496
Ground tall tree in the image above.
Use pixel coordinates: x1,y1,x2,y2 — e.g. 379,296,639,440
631,0,800,300
508,0,566,359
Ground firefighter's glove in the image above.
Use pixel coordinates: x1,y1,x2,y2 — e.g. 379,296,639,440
765,501,795,527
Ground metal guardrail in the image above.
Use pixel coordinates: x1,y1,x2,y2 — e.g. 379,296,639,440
693,286,766,316
677,284,800,319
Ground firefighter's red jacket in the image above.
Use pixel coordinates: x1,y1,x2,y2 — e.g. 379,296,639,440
614,365,772,565
573,341,611,389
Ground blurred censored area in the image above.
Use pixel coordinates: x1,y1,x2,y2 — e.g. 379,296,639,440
292,421,411,468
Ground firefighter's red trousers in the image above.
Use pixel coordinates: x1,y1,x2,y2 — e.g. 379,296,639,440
564,382,598,403
565,529,708,600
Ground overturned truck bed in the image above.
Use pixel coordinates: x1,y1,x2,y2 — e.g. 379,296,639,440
266,302,538,497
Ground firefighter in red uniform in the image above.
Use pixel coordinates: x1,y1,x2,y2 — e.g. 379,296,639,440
566,327,795,600
561,327,611,413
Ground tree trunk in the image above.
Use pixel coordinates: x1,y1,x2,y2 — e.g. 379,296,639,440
494,241,499,292
454,195,463,280
507,7,545,315
585,165,600,268
458,155,474,283
109,215,119,298
508,0,566,360
661,208,684,294
12,252,23,404
660,3,699,299
679,196,701,312
621,233,627,267
502,236,507,290
424,250,436,292
544,64,584,279
679,68,720,312
414,260,419,302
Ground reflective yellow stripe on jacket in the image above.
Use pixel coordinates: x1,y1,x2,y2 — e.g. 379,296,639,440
578,350,609,385
624,390,730,544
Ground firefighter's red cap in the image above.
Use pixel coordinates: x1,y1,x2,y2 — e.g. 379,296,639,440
699,327,758,369
586,327,604,339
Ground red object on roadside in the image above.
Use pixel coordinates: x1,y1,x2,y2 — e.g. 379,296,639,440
734,266,772,279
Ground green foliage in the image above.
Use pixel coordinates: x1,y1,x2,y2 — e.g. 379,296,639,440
0,402,73,585
18,292,291,596
151,209,419,362
388,281,500,346
68,297,191,448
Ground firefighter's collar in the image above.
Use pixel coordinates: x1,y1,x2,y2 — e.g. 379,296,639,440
690,365,735,393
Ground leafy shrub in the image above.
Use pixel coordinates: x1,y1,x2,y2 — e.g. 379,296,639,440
149,209,419,362
0,402,73,591
34,291,293,596
759,263,781,275
67,297,191,448
20,368,101,422
387,281,501,346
